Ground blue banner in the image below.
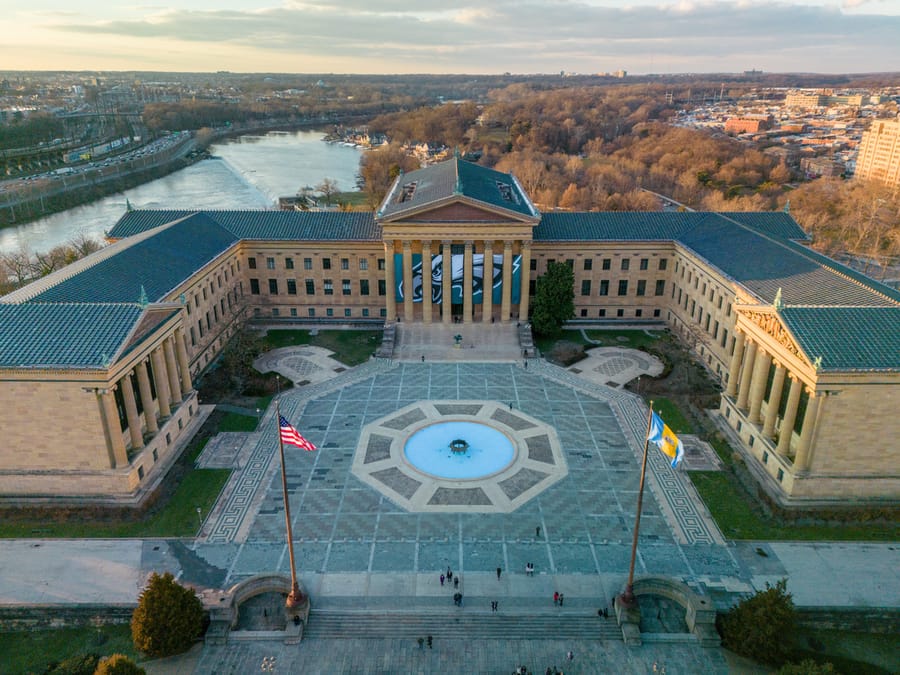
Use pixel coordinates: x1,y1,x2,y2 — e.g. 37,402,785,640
394,251,522,306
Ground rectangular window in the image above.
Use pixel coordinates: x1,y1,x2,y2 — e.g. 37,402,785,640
565,259,574,269
598,309,606,317
341,258,349,270
290,308,297,317
268,279,278,295
727,303,732,317
305,279,315,294
266,257,275,270
721,328,729,348
248,257,257,269
380,308,387,317
250,279,260,295
530,259,537,271
326,308,334,317
655,280,666,296
639,258,648,270
362,308,369,317
324,279,334,295
705,314,711,331
322,258,331,270
344,308,352,317
287,279,297,295
659,258,668,271
189,327,196,346
636,280,646,296
618,280,628,296
583,259,593,271
285,257,294,269
581,280,591,296
602,258,611,270
691,299,696,316
308,308,315,317
653,309,661,317
580,309,588,317
303,258,313,270
342,279,351,295
616,308,625,317
378,279,386,295
272,308,279,317
377,258,385,270
359,259,368,271
621,258,630,271
360,279,370,295
635,309,643,317
599,280,609,296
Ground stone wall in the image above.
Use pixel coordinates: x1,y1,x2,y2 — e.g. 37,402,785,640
0,604,134,632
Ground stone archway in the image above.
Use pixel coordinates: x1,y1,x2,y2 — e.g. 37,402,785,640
205,574,309,645
615,576,719,647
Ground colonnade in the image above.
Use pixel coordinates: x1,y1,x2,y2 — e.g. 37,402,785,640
384,239,532,324
726,331,821,471
97,329,193,468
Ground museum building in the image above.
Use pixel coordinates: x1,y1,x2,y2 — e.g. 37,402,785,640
0,157,897,507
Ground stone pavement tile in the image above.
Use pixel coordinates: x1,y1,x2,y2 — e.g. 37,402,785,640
578,490,620,516
549,543,598,574
374,513,419,540
291,513,335,541
502,513,545,540
416,541,460,572
731,542,788,577
505,543,551,576
288,542,329,574
639,544,690,577
418,514,460,540
370,542,417,572
326,542,373,572
229,542,284,576
585,515,629,543
681,544,740,578
333,513,378,540
464,541,506,572
340,488,383,513
594,543,633,573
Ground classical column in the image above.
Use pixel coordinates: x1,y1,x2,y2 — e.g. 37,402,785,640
384,240,396,322
482,240,493,323
726,332,746,397
175,328,193,396
748,351,772,425
736,341,757,410
421,240,433,324
463,240,473,324
121,373,144,449
442,241,452,325
402,241,414,322
763,364,787,439
793,391,821,472
775,375,802,456
151,347,171,418
501,240,513,322
164,338,182,405
519,242,532,321
99,388,128,468
135,360,158,433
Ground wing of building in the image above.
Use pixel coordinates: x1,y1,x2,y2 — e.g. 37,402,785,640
1,156,898,507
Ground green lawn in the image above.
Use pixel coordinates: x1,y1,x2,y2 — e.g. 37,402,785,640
690,471,900,541
0,468,230,539
218,411,260,432
0,624,139,675
650,397,693,434
263,329,381,366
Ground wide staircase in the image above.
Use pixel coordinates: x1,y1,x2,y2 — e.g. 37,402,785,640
303,608,623,641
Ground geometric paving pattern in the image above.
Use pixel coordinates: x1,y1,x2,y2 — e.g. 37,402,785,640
200,361,733,587
352,401,566,513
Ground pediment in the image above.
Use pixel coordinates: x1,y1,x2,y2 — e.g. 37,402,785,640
738,308,808,364
381,196,538,226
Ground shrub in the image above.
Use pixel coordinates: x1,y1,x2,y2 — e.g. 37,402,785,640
131,572,204,658
93,654,146,675
45,654,100,675
778,660,838,675
719,578,796,666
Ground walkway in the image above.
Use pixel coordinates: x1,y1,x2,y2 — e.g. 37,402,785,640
392,322,523,361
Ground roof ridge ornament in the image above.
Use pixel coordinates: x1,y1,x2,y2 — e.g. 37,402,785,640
813,355,823,371
783,199,790,214
454,175,463,196
773,287,783,311
138,285,149,308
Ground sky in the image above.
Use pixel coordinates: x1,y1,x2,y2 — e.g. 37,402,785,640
1,0,899,75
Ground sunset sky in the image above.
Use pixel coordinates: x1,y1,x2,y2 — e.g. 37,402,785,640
1,0,899,74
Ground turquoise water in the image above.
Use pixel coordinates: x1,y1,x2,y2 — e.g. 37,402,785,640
403,421,515,479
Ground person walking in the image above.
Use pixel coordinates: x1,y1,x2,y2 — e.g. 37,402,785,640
496,566,502,580
447,567,453,582
559,593,565,607
427,635,433,649
417,637,424,649
536,525,541,538
454,576,459,589
566,650,574,662
553,591,559,606
440,573,445,586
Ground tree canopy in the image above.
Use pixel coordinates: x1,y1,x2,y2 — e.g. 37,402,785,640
720,578,797,667
530,260,575,336
131,572,204,658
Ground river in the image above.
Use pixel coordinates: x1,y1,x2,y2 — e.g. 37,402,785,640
0,130,363,255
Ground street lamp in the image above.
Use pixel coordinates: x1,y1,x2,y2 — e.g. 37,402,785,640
196,506,202,528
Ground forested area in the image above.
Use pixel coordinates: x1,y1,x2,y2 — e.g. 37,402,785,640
360,82,899,274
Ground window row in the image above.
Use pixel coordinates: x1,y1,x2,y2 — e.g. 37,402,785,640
254,307,388,319
533,257,669,272
579,279,666,297
247,256,384,272
249,278,383,296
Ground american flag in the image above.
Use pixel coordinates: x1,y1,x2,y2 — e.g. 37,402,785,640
279,415,317,451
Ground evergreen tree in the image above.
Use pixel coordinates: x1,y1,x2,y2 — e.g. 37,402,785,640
720,578,797,667
530,260,574,335
131,572,204,658
93,654,146,675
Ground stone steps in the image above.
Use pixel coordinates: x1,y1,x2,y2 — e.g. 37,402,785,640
303,609,623,641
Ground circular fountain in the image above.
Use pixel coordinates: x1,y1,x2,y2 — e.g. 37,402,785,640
403,421,515,479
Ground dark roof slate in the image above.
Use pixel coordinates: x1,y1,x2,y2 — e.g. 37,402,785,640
378,158,537,219
0,302,144,369
109,210,379,241
780,307,900,371
33,213,238,304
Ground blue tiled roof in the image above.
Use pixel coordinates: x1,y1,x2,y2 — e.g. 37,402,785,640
536,211,699,240
378,158,537,219
33,213,238,303
109,210,380,241
0,303,144,368
781,307,900,371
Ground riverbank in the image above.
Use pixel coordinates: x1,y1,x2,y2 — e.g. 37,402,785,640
0,118,371,229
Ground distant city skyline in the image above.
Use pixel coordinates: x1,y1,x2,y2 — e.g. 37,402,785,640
1,0,899,75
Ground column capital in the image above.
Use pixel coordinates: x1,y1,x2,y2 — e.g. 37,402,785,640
383,238,394,247
421,239,432,248
464,240,474,247
520,240,532,249
442,239,453,246
402,240,412,250
503,240,514,250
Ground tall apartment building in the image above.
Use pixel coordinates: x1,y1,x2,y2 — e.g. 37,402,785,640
855,117,900,187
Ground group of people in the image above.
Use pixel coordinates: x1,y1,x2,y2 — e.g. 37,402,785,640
441,566,462,606
553,591,565,606
524,562,536,576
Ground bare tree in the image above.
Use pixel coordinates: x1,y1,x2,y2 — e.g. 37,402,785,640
315,178,340,205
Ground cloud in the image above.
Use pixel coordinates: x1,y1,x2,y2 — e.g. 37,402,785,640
41,1,900,73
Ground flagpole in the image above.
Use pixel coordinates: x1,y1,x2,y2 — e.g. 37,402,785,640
619,400,655,608
277,399,304,610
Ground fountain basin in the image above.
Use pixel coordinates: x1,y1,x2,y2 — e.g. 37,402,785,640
404,421,515,479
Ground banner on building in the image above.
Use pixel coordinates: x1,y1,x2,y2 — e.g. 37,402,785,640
395,252,521,305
